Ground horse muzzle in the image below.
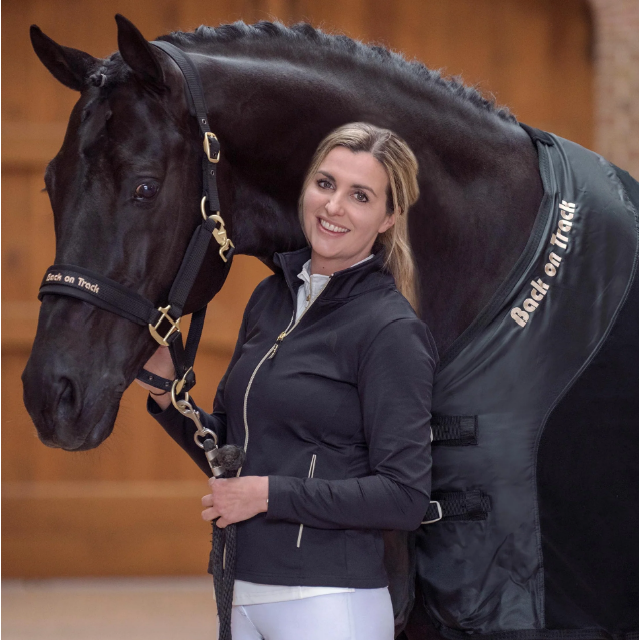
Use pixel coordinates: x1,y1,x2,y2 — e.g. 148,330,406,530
21,297,143,451
22,357,123,451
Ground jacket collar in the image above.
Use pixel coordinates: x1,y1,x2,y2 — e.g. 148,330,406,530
273,244,394,303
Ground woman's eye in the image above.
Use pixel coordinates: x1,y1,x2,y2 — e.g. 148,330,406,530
354,191,368,203
317,179,333,189
134,183,159,200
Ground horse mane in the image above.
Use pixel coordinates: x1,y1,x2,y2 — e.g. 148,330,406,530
161,21,517,123
100,20,517,124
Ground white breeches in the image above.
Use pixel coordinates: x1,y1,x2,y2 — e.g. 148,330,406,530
219,587,395,640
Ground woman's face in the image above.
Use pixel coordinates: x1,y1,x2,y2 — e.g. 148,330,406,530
301,147,396,274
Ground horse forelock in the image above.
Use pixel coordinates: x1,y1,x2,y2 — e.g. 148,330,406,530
154,20,517,124
85,53,132,92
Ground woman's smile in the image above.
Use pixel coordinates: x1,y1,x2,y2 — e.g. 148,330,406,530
317,216,350,235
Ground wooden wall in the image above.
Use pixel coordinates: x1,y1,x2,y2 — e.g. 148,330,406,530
2,0,594,577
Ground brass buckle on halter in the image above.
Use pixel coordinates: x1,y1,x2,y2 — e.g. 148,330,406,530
149,305,182,346
200,197,235,262
203,132,221,163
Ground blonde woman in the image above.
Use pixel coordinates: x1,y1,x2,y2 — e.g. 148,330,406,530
139,123,438,639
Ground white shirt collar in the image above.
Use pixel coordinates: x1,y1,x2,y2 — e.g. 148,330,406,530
296,254,374,286
295,254,374,320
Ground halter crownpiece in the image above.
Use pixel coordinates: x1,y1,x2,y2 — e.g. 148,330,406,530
151,41,234,260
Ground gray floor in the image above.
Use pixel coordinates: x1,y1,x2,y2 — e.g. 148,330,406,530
2,577,218,640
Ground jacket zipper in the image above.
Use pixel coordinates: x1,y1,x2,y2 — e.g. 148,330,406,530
239,275,331,474
267,273,328,359
296,453,317,548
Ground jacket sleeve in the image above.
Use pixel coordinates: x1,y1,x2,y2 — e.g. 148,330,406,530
147,293,253,477
266,316,437,531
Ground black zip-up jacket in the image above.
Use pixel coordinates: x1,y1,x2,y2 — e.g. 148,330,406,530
149,245,438,588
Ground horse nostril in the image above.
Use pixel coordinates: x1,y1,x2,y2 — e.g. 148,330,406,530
56,376,80,421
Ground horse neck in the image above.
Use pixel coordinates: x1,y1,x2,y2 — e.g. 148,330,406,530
195,51,543,353
400,103,544,353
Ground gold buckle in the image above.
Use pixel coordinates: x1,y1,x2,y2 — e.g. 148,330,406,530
203,132,220,163
200,197,235,263
148,305,182,346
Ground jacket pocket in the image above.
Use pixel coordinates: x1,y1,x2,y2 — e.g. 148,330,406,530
296,453,317,549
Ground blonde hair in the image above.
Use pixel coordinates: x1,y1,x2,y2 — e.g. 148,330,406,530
298,122,420,311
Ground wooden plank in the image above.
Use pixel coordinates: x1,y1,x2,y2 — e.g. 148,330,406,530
2,483,213,577
1,122,67,168
1,0,32,122
1,301,41,351
1,172,33,302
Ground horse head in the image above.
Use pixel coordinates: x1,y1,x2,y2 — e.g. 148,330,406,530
22,16,244,450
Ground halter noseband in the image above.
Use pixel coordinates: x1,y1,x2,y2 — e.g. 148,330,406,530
37,41,234,435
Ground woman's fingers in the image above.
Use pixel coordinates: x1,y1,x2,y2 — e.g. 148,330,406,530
201,492,218,521
202,493,214,508
201,477,268,526
201,505,220,521
202,476,269,529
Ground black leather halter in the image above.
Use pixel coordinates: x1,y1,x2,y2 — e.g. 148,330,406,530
38,40,235,401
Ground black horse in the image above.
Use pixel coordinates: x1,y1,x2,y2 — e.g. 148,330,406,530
23,15,638,639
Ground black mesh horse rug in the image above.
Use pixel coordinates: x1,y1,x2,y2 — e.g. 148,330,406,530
413,125,638,639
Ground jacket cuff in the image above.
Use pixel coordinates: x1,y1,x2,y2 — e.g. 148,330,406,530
147,394,180,419
265,475,296,522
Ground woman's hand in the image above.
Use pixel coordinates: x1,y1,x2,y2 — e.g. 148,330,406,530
201,476,269,528
134,346,175,409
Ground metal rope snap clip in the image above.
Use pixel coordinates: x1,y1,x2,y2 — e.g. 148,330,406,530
200,196,235,262
171,386,218,450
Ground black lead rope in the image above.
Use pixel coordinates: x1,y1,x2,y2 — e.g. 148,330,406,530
205,442,246,640
36,40,240,638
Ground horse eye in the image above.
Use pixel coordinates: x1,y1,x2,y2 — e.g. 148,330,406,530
134,183,159,200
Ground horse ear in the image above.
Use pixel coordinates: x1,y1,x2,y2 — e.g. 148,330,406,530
115,14,164,86
30,25,98,91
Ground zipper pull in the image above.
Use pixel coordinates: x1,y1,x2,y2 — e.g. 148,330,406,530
267,331,288,359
